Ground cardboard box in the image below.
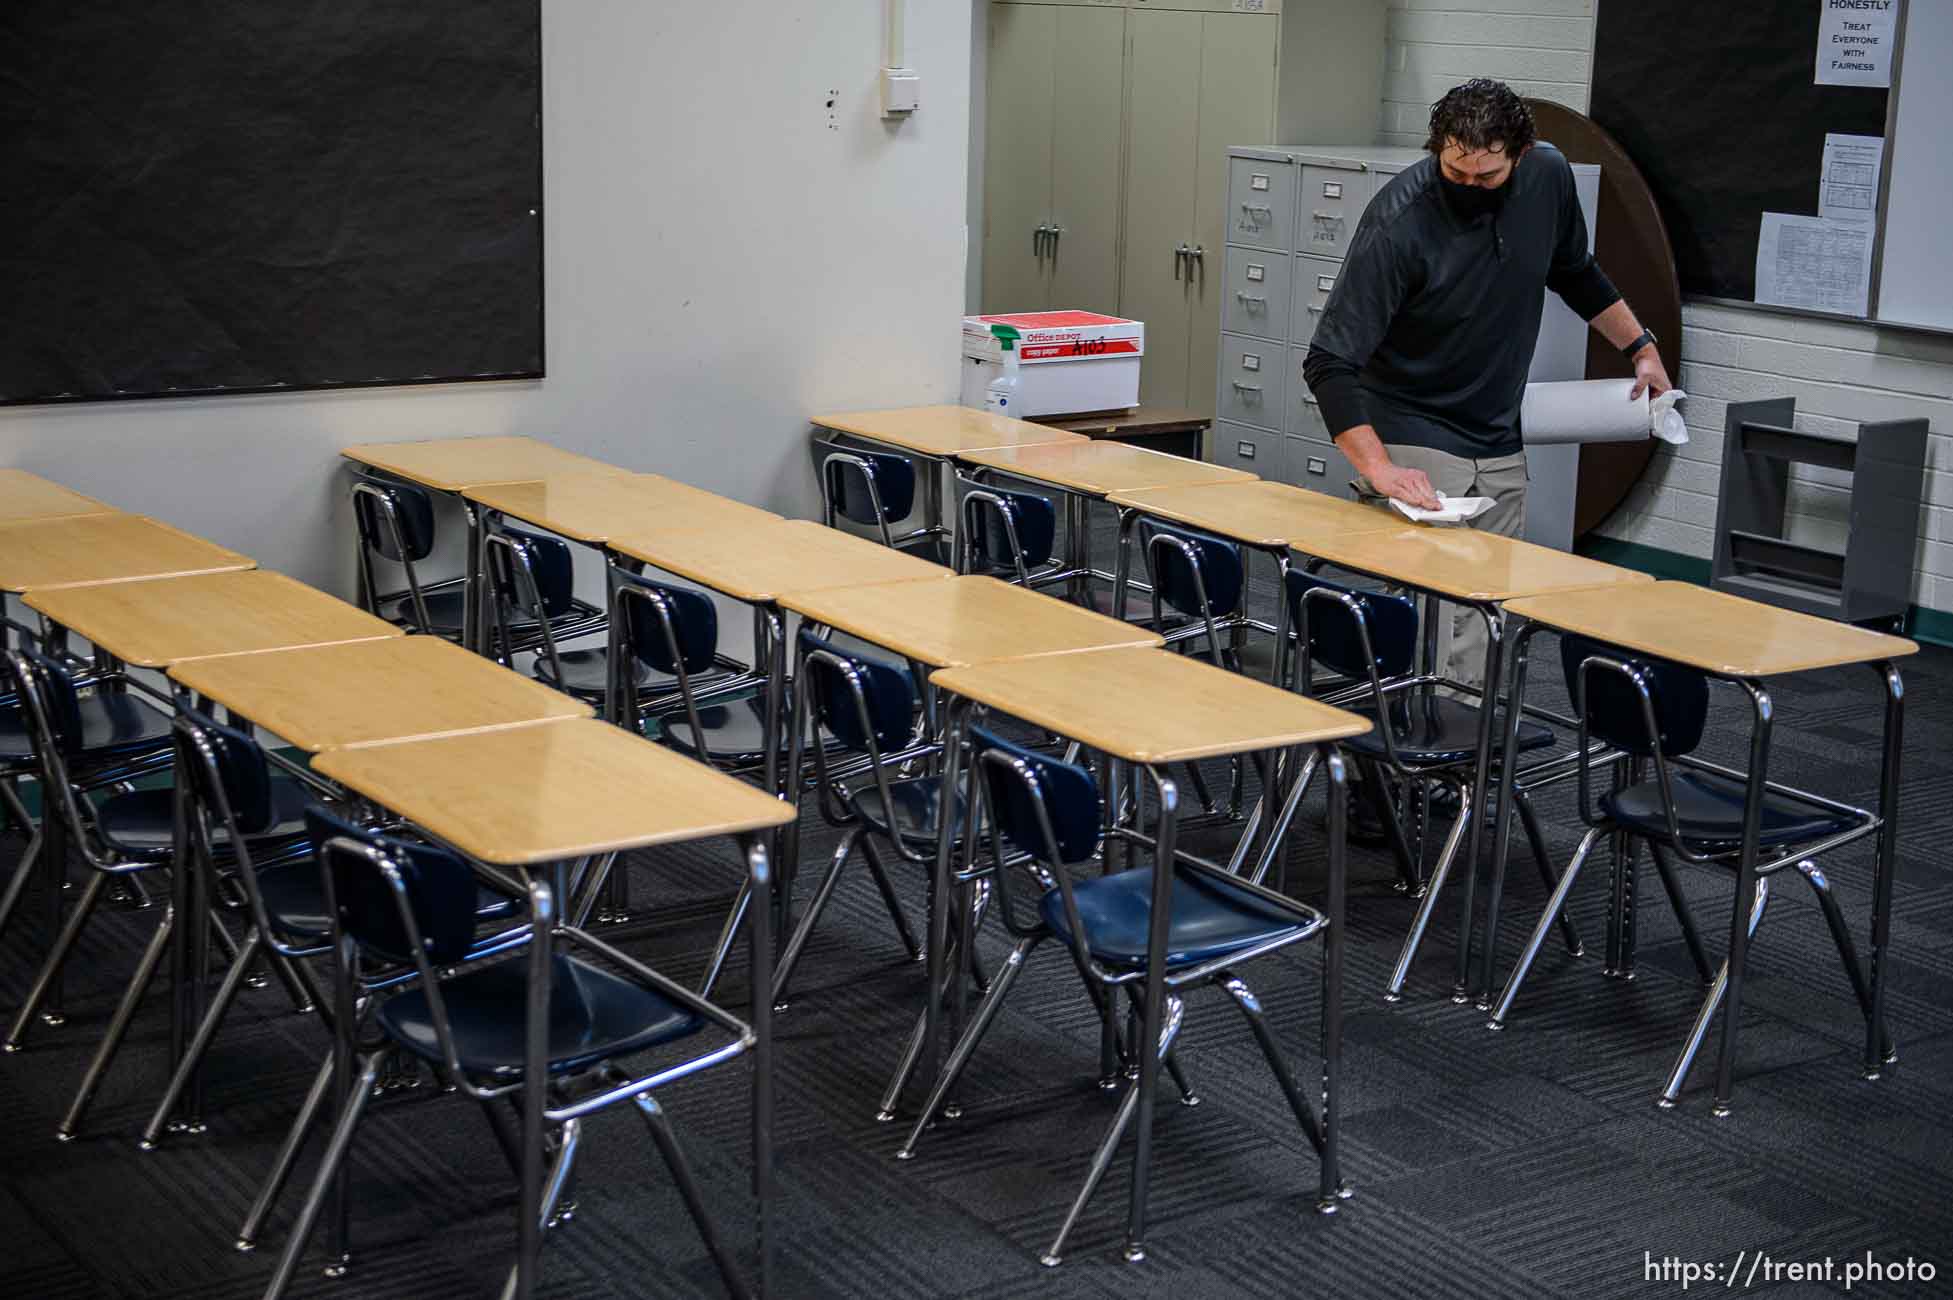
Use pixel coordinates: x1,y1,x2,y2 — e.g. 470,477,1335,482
960,310,1144,417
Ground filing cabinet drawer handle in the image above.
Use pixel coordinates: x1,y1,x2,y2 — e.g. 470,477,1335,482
1307,305,1326,315
1235,292,1268,307
1311,211,1345,223
1231,382,1264,394
1241,203,1273,218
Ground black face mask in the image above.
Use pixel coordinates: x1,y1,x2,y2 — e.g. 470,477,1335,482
1441,176,1509,221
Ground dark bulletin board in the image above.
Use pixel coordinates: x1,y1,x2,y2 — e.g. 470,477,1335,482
0,1,542,405
1590,2,1888,303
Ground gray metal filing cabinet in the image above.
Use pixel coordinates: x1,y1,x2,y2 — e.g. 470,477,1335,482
1214,143,1600,549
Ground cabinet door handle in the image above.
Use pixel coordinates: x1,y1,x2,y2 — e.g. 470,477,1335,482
1048,225,1062,256
1033,223,1044,258
1173,242,1190,280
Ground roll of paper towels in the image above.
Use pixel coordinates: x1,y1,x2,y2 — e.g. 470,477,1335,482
1521,379,1688,447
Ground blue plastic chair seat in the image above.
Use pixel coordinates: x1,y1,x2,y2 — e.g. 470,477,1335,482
256,859,521,943
894,536,953,568
1041,867,1321,969
851,776,966,848
540,647,647,699
658,697,846,768
1347,697,1554,766
1600,769,1854,856
379,955,701,1082
96,773,311,863
0,692,173,764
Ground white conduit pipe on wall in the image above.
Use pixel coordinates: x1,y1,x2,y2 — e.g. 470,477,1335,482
880,0,919,116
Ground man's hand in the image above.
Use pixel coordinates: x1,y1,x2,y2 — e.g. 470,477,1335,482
1366,461,1442,510
1628,344,1674,400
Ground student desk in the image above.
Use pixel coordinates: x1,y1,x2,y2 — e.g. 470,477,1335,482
463,471,781,546
167,635,591,753
1491,582,1915,1112
25,571,397,670
0,470,116,524
1106,480,1400,681
313,719,794,1298
958,441,1255,607
777,573,1161,673
0,514,252,593
923,646,1368,1261
1273,525,1654,1001
810,405,1086,561
607,517,953,794
340,436,630,653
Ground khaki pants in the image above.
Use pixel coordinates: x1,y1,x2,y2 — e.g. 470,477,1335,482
1353,446,1527,689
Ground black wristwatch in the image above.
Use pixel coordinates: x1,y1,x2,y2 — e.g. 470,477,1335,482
1621,327,1657,360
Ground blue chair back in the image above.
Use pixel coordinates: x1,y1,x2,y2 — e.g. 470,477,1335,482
966,486,1056,572
827,449,917,525
1560,634,1708,759
350,473,436,563
1144,522,1243,619
485,525,575,620
1285,571,1417,681
307,805,480,966
180,709,276,836
618,574,719,677
13,649,83,756
796,629,914,755
970,726,1101,865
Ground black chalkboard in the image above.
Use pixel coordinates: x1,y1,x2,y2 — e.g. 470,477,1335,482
0,1,542,405
1590,2,1888,303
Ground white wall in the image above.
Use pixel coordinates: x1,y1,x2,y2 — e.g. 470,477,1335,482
0,0,972,594
1381,0,1953,618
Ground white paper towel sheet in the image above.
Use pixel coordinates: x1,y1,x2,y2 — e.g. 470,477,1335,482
1521,379,1689,447
1391,494,1495,524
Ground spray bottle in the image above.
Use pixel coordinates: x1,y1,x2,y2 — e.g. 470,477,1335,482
983,323,1023,414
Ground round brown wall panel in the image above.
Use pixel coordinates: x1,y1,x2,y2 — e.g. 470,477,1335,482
1528,99,1684,539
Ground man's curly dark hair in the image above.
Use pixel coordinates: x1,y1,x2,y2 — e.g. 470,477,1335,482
1424,78,1536,157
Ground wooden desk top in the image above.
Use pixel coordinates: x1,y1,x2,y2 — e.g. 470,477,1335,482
0,515,254,593
463,472,780,544
168,635,591,752
958,440,1254,496
934,647,1368,765
341,436,627,492
1108,479,1397,549
313,718,794,866
1039,407,1212,439
25,572,399,668
779,575,1161,669
0,470,117,523
1294,526,1652,603
1506,581,1918,678
610,519,953,604
810,404,1086,456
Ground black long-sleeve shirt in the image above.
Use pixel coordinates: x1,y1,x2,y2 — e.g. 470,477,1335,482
1303,144,1619,459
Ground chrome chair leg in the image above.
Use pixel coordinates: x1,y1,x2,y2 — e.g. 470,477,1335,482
875,1007,929,1123
1660,876,1772,1109
1796,859,1893,1062
4,873,104,1048
264,949,317,1016
770,827,862,1007
261,1051,382,1300
1606,835,1641,978
1646,844,1714,983
634,1093,753,1300
1486,827,1602,1029
1514,792,1583,956
698,878,753,1001
1385,785,1471,1001
58,907,175,1139
1218,972,1322,1152
897,936,1038,1160
1045,994,1183,1268
479,1096,524,1178
858,837,921,961
537,1116,580,1231
0,819,42,943
135,928,263,1144
229,1053,334,1245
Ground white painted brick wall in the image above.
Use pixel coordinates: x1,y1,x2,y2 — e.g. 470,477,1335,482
1378,1,1595,146
1382,0,1953,614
